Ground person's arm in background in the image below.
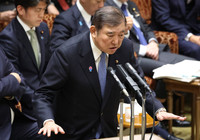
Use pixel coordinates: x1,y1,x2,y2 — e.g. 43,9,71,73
47,2,60,15
0,48,24,98
0,10,16,22
152,0,200,45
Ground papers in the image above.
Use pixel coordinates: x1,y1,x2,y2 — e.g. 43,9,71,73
153,60,200,83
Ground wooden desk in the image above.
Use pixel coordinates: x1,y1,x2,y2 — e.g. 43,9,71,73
117,113,159,128
164,78,200,140
94,133,164,140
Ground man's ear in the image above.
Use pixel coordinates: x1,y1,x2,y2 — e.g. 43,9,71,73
90,25,97,37
17,5,25,16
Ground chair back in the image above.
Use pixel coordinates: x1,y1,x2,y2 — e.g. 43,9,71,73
131,0,152,24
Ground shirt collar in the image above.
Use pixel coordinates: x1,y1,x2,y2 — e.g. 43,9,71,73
17,16,36,32
77,0,91,26
89,33,108,61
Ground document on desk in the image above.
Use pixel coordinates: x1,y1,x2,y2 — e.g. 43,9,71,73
153,60,200,83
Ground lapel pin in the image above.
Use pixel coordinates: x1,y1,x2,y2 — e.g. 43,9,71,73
132,8,140,17
40,30,44,40
79,21,83,26
115,60,119,64
89,66,93,72
41,36,44,40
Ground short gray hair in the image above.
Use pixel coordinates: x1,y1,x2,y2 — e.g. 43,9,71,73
92,6,127,31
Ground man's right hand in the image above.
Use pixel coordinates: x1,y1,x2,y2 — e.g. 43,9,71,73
10,72,21,83
38,120,65,137
125,17,133,34
189,35,200,46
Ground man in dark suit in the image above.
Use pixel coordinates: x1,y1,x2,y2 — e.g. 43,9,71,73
49,0,104,52
0,0,50,139
105,0,194,78
33,6,186,140
151,0,200,60
0,48,24,140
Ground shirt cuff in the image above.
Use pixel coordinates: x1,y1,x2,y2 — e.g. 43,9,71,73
138,44,147,56
185,33,193,41
43,119,54,126
155,108,167,116
124,30,130,38
148,38,158,44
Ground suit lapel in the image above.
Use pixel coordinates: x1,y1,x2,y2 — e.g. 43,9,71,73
73,5,89,34
35,26,45,72
79,32,102,104
15,19,38,70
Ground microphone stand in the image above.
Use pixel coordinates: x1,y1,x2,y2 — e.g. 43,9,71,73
130,95,135,140
141,88,146,140
119,98,124,140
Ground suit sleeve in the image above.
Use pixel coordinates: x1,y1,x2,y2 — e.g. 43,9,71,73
152,0,190,39
127,39,164,117
0,30,35,100
33,48,70,127
0,33,21,71
0,49,24,98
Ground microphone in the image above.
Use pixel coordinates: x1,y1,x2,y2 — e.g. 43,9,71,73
107,67,129,97
125,63,152,93
116,64,142,98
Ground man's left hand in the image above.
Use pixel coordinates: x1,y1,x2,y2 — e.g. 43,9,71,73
156,111,186,121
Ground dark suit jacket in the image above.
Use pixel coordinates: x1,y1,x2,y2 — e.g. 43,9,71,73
0,17,50,121
151,0,200,40
33,31,163,140
50,4,89,52
0,48,24,140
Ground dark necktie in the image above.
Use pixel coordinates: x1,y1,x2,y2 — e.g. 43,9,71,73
27,29,41,68
121,4,147,45
95,52,107,138
98,52,107,97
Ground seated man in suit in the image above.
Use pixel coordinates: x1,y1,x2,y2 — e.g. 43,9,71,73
0,0,51,139
105,0,195,78
151,0,200,60
0,48,24,140
49,0,105,52
33,6,186,140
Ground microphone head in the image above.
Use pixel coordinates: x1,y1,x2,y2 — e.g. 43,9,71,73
125,62,137,73
107,67,113,72
117,64,129,77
